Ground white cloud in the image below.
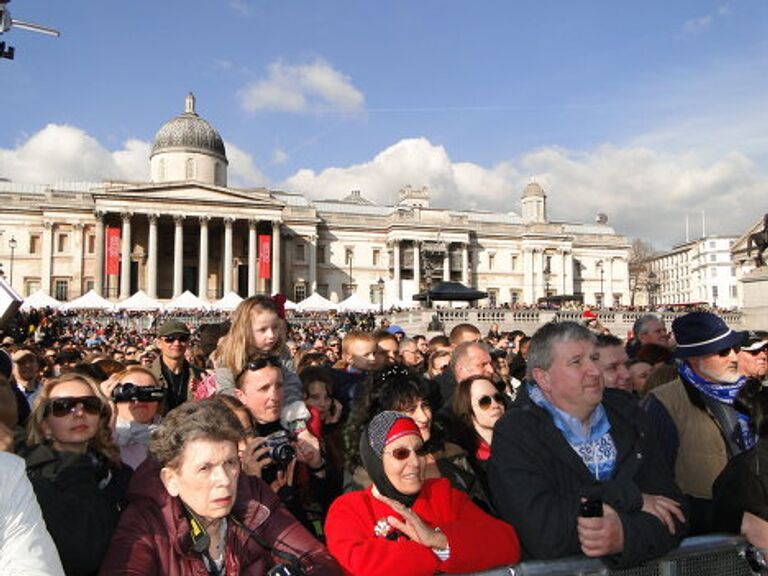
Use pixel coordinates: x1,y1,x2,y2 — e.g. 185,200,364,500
239,59,365,114
281,137,767,249
272,147,289,165
224,141,268,187
0,124,149,183
683,15,712,34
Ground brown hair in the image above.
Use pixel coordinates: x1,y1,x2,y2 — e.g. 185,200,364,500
27,374,121,467
215,296,286,374
149,398,244,469
451,375,504,429
114,365,159,385
341,330,375,357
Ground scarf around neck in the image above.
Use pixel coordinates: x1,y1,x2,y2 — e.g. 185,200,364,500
677,359,756,451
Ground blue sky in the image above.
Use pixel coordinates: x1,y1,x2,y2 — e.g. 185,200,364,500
2,0,768,249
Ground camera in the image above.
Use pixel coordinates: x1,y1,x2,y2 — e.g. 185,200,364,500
579,498,603,518
112,383,166,403
263,430,296,466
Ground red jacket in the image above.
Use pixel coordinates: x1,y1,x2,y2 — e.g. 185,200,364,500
325,477,520,576
99,459,341,576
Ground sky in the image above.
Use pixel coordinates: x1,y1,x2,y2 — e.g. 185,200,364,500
2,0,768,250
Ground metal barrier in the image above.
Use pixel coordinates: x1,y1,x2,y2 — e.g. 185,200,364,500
460,535,753,576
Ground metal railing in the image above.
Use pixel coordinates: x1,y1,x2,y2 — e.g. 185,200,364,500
460,535,753,576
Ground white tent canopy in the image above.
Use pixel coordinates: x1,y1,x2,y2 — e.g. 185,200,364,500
165,291,211,311
284,299,297,311
115,290,164,311
337,292,378,313
213,291,244,312
60,290,115,311
296,292,338,312
20,290,61,311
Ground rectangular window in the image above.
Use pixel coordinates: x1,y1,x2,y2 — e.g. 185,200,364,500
345,247,354,266
25,278,41,297
488,254,495,271
511,255,518,270
57,234,69,253
316,244,326,265
487,289,498,307
83,278,95,293
372,249,381,267
294,242,305,262
317,283,329,298
29,234,41,255
510,291,519,305
54,279,69,301
712,285,719,300
730,285,738,298
87,235,96,255
294,283,306,302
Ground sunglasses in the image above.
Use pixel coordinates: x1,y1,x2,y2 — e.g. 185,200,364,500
384,444,429,461
716,346,741,357
744,347,768,356
161,334,190,344
44,396,103,418
477,393,505,410
237,356,282,380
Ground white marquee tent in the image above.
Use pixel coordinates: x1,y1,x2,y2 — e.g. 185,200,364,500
60,290,115,311
296,292,337,312
337,293,378,313
213,292,244,312
115,290,164,311
165,291,211,311
20,290,62,311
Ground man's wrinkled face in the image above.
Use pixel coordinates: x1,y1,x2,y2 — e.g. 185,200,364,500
454,346,494,382
738,346,768,379
639,320,670,348
688,346,741,384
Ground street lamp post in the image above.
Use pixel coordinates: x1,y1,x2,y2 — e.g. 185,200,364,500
8,236,17,287
377,277,385,315
647,270,659,308
596,260,604,308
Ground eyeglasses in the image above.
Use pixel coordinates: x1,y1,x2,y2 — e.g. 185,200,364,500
477,393,505,410
384,444,429,460
237,356,281,380
743,347,768,356
716,346,741,357
161,335,189,344
44,396,102,418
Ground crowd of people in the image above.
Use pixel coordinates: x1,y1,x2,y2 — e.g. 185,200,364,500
0,295,766,575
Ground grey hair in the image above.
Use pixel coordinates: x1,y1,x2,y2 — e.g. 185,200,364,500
526,322,596,382
632,314,663,339
450,341,491,375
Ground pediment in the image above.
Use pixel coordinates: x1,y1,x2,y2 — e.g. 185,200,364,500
93,182,284,208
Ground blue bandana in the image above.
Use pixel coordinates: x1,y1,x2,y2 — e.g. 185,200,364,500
528,383,617,481
677,360,756,451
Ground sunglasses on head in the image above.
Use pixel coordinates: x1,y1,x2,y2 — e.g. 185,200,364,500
237,356,281,380
716,346,741,357
384,444,429,461
477,393,505,410
161,334,189,344
44,396,102,418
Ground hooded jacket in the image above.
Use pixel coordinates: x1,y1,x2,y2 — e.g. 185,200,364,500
99,458,341,576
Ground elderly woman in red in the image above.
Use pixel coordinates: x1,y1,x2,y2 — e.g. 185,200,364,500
325,411,520,575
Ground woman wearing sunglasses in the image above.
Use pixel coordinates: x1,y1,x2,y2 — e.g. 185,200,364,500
326,411,520,575
22,374,131,576
451,375,508,499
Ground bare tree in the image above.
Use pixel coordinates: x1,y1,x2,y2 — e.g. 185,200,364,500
628,238,657,306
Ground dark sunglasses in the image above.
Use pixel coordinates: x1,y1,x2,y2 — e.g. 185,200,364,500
237,356,281,380
161,334,190,344
384,444,429,461
716,346,741,357
744,347,767,356
44,396,102,418
477,393,505,410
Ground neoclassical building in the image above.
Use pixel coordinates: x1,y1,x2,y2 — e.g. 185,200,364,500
1,94,631,307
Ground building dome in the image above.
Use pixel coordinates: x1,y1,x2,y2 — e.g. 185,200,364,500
150,93,226,161
522,181,545,198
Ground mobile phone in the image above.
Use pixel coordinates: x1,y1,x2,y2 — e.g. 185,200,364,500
579,498,603,518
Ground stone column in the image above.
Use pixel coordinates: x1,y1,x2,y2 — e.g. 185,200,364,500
94,213,105,296
173,215,184,298
461,243,469,285
607,256,614,305
147,214,159,298
271,221,281,294
41,222,53,294
443,245,450,281
223,217,233,294
413,241,421,294
119,213,132,299
393,241,401,299
522,247,534,304
308,235,317,294
72,223,84,297
565,251,574,295
197,216,209,299
248,220,257,296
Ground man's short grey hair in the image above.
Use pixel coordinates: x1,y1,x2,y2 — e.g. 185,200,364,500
632,314,663,339
450,341,490,375
526,322,596,381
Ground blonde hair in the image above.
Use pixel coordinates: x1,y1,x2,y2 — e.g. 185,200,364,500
27,374,121,467
215,296,286,373
342,330,375,357
114,365,159,385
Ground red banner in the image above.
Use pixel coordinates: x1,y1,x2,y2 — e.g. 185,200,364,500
106,227,121,275
258,234,271,279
